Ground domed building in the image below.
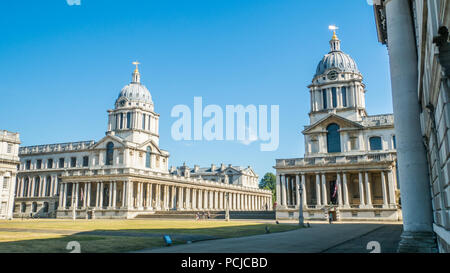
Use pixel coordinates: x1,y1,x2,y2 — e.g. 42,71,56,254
13,63,272,219
274,30,401,221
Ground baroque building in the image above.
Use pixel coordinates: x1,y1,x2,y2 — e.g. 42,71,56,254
170,163,259,189
14,64,272,219
373,0,449,253
274,30,401,221
0,130,20,220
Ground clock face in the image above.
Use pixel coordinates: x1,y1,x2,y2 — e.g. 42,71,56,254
327,70,338,80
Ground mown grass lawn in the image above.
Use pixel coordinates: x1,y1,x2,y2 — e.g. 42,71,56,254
0,219,300,253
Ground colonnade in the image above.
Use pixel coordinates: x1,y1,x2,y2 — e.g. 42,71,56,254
15,175,59,198
276,170,397,209
58,180,272,211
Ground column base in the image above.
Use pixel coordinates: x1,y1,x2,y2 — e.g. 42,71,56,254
397,231,438,253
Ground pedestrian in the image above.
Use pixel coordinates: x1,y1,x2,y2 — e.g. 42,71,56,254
207,211,211,220
329,211,333,224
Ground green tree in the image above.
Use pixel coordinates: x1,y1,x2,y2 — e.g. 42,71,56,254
259,172,276,204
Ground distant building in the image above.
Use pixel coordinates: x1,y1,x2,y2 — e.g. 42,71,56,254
170,163,259,189
373,0,449,252
14,64,272,219
0,130,20,220
274,30,401,221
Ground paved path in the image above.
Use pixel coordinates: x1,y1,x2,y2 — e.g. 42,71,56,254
134,223,403,253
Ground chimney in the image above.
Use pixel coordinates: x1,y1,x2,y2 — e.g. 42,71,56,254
220,163,225,171
194,165,199,173
211,164,216,172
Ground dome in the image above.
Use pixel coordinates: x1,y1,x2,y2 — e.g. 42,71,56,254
117,82,152,105
116,63,153,105
314,32,360,77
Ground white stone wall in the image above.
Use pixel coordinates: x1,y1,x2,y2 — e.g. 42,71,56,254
0,130,20,220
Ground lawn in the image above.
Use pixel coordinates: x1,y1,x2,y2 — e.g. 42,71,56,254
0,219,300,253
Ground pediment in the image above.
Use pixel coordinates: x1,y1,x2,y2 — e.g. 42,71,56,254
91,135,125,150
303,114,363,134
137,139,163,155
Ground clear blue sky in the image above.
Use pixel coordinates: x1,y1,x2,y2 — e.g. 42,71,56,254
0,0,392,180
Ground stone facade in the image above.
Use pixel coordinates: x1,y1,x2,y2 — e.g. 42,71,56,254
14,65,272,219
274,31,401,222
373,0,450,253
0,130,20,220
170,163,259,189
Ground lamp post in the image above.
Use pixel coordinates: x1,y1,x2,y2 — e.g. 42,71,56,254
298,183,304,227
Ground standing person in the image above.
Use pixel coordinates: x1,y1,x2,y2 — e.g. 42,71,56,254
329,211,333,224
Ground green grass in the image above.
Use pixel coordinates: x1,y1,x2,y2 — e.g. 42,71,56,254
0,219,300,253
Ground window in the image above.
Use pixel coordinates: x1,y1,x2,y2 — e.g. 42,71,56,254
127,112,132,129
142,114,146,130
36,159,42,169
392,135,396,149
106,142,114,165
45,176,51,196
34,177,40,197
120,113,124,129
369,137,383,151
43,202,49,213
7,144,12,153
3,177,9,189
59,158,65,168
146,146,151,168
26,160,31,170
342,87,347,107
326,123,341,153
21,202,26,213
70,157,77,168
332,87,337,108
32,202,37,213
322,89,327,109
83,156,89,167
47,159,53,169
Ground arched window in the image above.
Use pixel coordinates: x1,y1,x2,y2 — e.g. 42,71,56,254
127,112,132,129
106,142,114,165
34,177,40,197
24,178,29,197
45,176,51,197
370,137,383,151
146,147,151,168
326,123,341,153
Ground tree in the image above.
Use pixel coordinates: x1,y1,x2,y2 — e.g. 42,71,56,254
259,172,276,204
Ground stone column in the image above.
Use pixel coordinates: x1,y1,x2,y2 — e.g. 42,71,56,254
41,177,46,197
108,182,113,208
365,172,372,207
59,183,65,208
358,172,365,207
122,182,127,209
276,174,281,208
178,187,184,210
281,175,287,207
198,189,203,210
387,170,396,207
155,184,161,210
301,174,307,207
99,183,104,209
343,173,350,207
315,173,321,206
83,183,87,208
295,175,300,208
96,183,100,208
381,171,388,208
337,173,343,206
321,173,327,206
87,183,91,208
384,0,435,252
185,187,190,210
192,189,197,210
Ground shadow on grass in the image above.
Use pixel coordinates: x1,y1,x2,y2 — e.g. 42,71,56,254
0,223,301,253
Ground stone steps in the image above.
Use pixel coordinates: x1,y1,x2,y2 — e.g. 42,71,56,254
135,210,276,220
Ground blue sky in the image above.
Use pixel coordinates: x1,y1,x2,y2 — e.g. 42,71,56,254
0,0,392,180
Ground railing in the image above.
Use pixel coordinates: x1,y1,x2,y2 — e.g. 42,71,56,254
276,152,396,168
20,140,96,155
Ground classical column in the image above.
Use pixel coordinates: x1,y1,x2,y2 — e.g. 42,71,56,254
343,173,350,207
281,175,287,207
337,173,343,206
83,183,87,208
387,170,396,207
381,171,388,208
108,182,113,209
86,183,91,208
276,174,281,208
321,173,327,206
122,182,127,209
301,174,307,207
178,187,184,210
295,175,300,208
59,182,64,208
41,176,46,197
358,172,365,207
192,189,197,210
185,187,190,210
198,189,203,210
99,183,104,208
384,0,435,252
155,184,161,210
315,173,321,206
365,172,372,207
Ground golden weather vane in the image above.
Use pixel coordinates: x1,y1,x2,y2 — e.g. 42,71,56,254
132,61,140,72
328,25,339,40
